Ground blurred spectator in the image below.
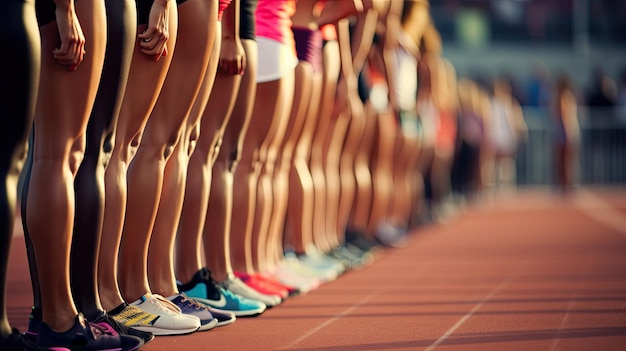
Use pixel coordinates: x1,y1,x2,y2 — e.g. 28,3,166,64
485,75,527,193
525,61,552,108
617,68,626,124
452,78,486,202
553,74,580,194
586,66,617,108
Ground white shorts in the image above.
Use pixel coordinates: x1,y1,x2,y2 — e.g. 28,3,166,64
256,37,298,83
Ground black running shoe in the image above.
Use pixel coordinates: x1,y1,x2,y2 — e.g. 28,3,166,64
1,328,59,351
91,311,155,344
37,314,143,351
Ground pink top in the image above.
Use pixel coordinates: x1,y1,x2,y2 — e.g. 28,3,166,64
255,0,295,44
218,0,232,21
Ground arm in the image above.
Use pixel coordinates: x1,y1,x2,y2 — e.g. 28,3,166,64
350,8,378,74
219,0,245,75
138,0,173,61
53,0,85,70
317,0,364,27
334,17,363,120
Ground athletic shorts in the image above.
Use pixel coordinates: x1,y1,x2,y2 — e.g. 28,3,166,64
35,0,55,26
292,27,322,73
240,0,257,40
256,36,297,83
138,0,187,26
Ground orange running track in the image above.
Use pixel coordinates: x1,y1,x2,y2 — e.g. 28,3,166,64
7,188,626,350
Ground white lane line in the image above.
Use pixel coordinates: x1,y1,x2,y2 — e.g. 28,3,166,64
283,290,384,350
424,266,525,351
549,257,592,351
575,190,626,237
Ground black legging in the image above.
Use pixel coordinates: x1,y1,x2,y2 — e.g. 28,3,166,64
0,0,40,339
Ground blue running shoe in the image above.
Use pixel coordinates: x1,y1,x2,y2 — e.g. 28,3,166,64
204,306,236,327
178,268,266,317
36,314,143,351
168,294,218,331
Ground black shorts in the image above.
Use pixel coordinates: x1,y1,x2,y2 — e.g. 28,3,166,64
138,0,187,26
35,0,55,26
240,0,257,40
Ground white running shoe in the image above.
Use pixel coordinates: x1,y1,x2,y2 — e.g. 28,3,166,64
130,293,201,336
222,277,282,307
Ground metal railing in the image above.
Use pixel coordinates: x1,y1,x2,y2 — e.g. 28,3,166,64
516,107,626,186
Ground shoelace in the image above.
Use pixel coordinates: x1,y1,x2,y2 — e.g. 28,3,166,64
142,295,178,315
151,294,183,314
177,294,205,311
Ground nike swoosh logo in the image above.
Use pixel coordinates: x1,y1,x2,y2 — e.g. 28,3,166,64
201,294,227,308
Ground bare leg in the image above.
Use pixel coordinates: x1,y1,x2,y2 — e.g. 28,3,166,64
25,0,106,332
277,62,313,254
310,40,341,248
175,22,229,285
366,112,396,236
119,0,212,303
336,110,365,238
388,134,420,227
348,102,376,233
99,8,177,311
250,72,294,273
295,74,324,252
227,39,258,274
147,0,217,297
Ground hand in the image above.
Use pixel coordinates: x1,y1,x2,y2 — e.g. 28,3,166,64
138,0,170,61
333,77,364,120
53,3,86,71
219,37,246,75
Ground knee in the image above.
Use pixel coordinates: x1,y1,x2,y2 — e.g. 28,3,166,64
187,124,201,156
101,132,114,168
69,137,86,175
210,136,224,163
162,133,182,160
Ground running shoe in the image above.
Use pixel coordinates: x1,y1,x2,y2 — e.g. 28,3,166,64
91,310,154,344
129,293,201,336
108,303,159,337
300,245,347,276
167,294,218,331
374,221,408,248
283,252,339,283
234,271,290,299
269,263,320,294
36,313,143,351
330,244,373,270
24,306,153,345
24,306,42,342
1,328,65,351
204,306,236,327
221,276,282,307
252,272,301,296
345,228,380,253
177,268,266,317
